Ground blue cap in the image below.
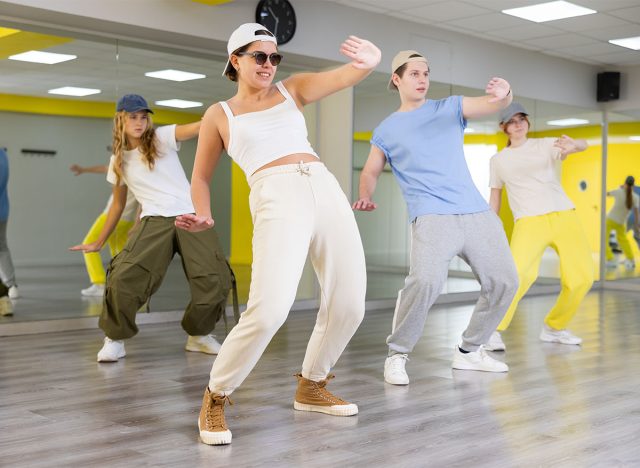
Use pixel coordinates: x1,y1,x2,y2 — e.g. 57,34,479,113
116,94,153,114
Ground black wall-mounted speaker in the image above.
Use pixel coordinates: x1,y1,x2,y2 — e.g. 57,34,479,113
597,71,620,102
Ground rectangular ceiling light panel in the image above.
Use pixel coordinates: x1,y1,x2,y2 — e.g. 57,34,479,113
145,69,206,81
502,1,596,23
9,50,77,64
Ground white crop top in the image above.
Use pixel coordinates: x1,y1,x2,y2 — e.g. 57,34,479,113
219,81,318,176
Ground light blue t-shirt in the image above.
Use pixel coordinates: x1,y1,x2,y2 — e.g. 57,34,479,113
0,148,9,222
371,95,489,221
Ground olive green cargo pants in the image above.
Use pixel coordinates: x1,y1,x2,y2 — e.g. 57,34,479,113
99,216,231,340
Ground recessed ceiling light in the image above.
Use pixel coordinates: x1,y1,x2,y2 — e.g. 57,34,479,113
48,87,101,96
464,128,476,133
155,99,203,109
9,50,77,64
629,136,640,141
546,118,589,126
609,36,640,51
502,1,596,23
145,69,206,82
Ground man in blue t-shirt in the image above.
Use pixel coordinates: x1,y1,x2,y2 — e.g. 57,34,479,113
0,148,15,316
353,50,518,384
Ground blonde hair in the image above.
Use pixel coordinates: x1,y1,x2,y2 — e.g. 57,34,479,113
111,111,158,185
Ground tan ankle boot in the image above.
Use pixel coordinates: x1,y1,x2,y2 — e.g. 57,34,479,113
198,387,233,445
293,373,358,416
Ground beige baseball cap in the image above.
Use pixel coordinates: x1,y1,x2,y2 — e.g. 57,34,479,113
222,23,278,77
388,50,429,91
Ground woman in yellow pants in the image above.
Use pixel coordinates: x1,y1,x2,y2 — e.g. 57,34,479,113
71,164,139,296
605,175,639,270
487,103,594,350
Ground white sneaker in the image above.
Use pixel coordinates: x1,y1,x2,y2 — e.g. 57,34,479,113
483,331,506,352
606,259,619,268
384,354,410,385
185,335,222,355
82,283,105,297
539,325,582,345
97,337,126,362
8,286,19,299
624,259,636,271
0,296,13,316
452,346,508,372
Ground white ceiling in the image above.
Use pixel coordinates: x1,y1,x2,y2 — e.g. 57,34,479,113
1,1,639,129
326,0,640,66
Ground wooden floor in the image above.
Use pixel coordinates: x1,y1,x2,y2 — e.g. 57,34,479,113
2,289,640,467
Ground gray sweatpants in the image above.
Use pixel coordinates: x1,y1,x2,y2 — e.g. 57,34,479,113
0,221,16,288
387,210,518,354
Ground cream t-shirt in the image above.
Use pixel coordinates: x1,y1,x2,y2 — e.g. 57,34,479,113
107,125,194,218
607,187,640,225
490,138,574,220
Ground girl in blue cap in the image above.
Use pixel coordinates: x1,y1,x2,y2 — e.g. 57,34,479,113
176,23,380,445
71,94,233,363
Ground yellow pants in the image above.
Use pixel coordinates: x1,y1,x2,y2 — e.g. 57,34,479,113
497,210,594,331
83,213,134,284
605,218,634,261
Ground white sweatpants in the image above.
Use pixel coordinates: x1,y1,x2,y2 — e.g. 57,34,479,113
209,162,366,394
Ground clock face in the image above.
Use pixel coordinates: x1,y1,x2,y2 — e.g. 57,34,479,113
255,0,296,45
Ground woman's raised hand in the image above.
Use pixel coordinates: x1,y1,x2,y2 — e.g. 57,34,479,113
485,77,511,103
340,36,381,70
175,213,215,232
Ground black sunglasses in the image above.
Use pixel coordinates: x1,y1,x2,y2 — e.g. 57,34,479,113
236,51,282,66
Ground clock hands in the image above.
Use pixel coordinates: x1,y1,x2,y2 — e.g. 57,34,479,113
268,6,280,37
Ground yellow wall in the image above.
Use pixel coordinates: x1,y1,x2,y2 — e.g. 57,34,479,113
229,163,253,265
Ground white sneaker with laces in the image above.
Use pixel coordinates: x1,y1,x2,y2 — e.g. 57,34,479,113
483,331,506,352
384,354,410,385
8,286,19,299
0,296,13,316
97,337,126,362
452,346,508,372
186,335,222,355
81,283,105,297
624,259,636,271
539,325,582,345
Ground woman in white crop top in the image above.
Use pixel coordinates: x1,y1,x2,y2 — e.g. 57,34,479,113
175,23,381,446
487,102,593,351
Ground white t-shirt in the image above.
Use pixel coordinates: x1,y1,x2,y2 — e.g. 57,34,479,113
607,187,640,225
103,191,140,222
107,125,194,218
489,138,574,220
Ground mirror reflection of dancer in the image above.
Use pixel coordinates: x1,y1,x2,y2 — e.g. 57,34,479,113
0,147,18,302
605,175,639,270
176,23,380,445
70,164,140,297
354,51,518,386
487,103,594,351
70,94,232,362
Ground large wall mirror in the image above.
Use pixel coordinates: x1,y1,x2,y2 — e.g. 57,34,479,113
352,71,604,302
0,22,316,326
